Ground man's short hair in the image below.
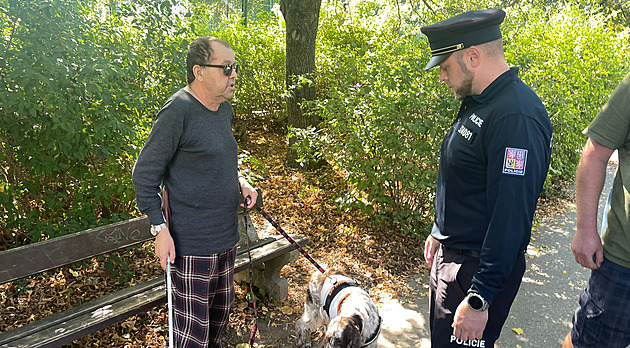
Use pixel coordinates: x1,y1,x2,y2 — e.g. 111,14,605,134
478,38,504,59
186,37,232,84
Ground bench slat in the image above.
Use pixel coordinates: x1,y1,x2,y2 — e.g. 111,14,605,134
0,278,164,348
0,235,308,348
0,217,152,285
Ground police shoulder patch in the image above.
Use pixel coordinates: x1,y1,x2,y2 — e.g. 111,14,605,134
503,147,527,176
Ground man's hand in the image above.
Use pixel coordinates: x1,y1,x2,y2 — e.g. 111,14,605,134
155,228,176,270
573,138,613,270
239,178,258,209
571,227,604,269
452,298,488,342
424,235,441,267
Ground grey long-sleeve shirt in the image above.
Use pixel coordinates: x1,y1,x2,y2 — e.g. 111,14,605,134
132,89,240,256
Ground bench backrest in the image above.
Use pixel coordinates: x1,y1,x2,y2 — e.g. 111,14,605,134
0,188,264,285
0,216,151,285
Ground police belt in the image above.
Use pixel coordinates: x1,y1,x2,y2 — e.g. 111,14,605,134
442,245,480,258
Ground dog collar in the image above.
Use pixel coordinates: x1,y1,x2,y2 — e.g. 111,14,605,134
362,315,382,347
321,275,359,319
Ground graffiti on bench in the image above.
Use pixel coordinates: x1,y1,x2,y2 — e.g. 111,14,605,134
95,226,143,244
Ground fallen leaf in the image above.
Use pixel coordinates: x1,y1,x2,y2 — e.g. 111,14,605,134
512,328,524,335
279,305,294,315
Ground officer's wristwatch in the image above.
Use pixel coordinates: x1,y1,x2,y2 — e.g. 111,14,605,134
150,223,167,236
465,292,489,312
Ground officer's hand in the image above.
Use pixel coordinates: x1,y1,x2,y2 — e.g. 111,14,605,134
424,236,441,267
155,228,176,270
571,226,603,270
452,299,488,343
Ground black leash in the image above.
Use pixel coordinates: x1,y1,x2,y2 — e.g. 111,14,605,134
253,204,327,274
240,193,328,347
244,195,382,347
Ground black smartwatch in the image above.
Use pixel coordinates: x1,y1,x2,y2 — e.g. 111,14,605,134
465,292,489,312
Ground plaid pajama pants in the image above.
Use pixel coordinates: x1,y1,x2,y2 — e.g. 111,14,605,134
168,246,237,348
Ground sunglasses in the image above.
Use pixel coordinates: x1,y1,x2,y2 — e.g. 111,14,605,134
198,63,239,76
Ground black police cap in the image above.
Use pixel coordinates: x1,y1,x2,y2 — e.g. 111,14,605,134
421,9,506,70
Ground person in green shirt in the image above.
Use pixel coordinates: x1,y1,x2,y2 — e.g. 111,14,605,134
564,73,630,348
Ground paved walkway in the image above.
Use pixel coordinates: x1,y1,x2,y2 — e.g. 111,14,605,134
376,161,617,347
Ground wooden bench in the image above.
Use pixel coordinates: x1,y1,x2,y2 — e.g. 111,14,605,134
0,196,307,347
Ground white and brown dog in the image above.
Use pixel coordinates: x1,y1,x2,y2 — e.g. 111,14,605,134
296,269,381,348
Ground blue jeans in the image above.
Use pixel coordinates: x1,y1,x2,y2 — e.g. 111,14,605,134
571,258,630,348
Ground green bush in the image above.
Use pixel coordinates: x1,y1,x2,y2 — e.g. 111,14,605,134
0,0,191,246
214,11,286,119
304,3,457,235
0,0,139,245
505,3,630,190
301,1,630,236
2,0,628,246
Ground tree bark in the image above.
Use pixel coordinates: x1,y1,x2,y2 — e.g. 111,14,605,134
280,0,322,168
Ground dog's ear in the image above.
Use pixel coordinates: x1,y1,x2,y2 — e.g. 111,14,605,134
345,315,363,348
306,288,313,304
324,317,362,348
350,314,363,333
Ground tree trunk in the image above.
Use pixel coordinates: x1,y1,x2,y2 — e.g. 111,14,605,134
280,0,322,168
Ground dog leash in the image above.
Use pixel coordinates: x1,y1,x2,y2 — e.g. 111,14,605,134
240,193,329,347
245,195,383,346
253,204,327,275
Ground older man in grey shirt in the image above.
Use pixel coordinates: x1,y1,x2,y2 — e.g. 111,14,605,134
132,36,257,348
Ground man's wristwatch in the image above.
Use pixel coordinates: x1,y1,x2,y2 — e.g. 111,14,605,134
150,223,167,236
465,292,489,312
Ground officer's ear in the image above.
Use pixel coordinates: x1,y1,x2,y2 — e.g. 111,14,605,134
465,46,482,69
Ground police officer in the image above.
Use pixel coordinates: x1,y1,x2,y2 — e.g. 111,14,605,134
421,9,553,347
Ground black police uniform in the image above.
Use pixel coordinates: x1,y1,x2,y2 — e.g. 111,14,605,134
422,9,553,347
430,67,553,346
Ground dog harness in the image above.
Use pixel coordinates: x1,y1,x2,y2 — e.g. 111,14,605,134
321,275,359,319
320,275,382,347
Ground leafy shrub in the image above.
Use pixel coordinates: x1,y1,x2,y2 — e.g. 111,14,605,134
0,0,145,245
302,0,630,236
504,3,630,190
305,3,458,235
213,11,286,120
